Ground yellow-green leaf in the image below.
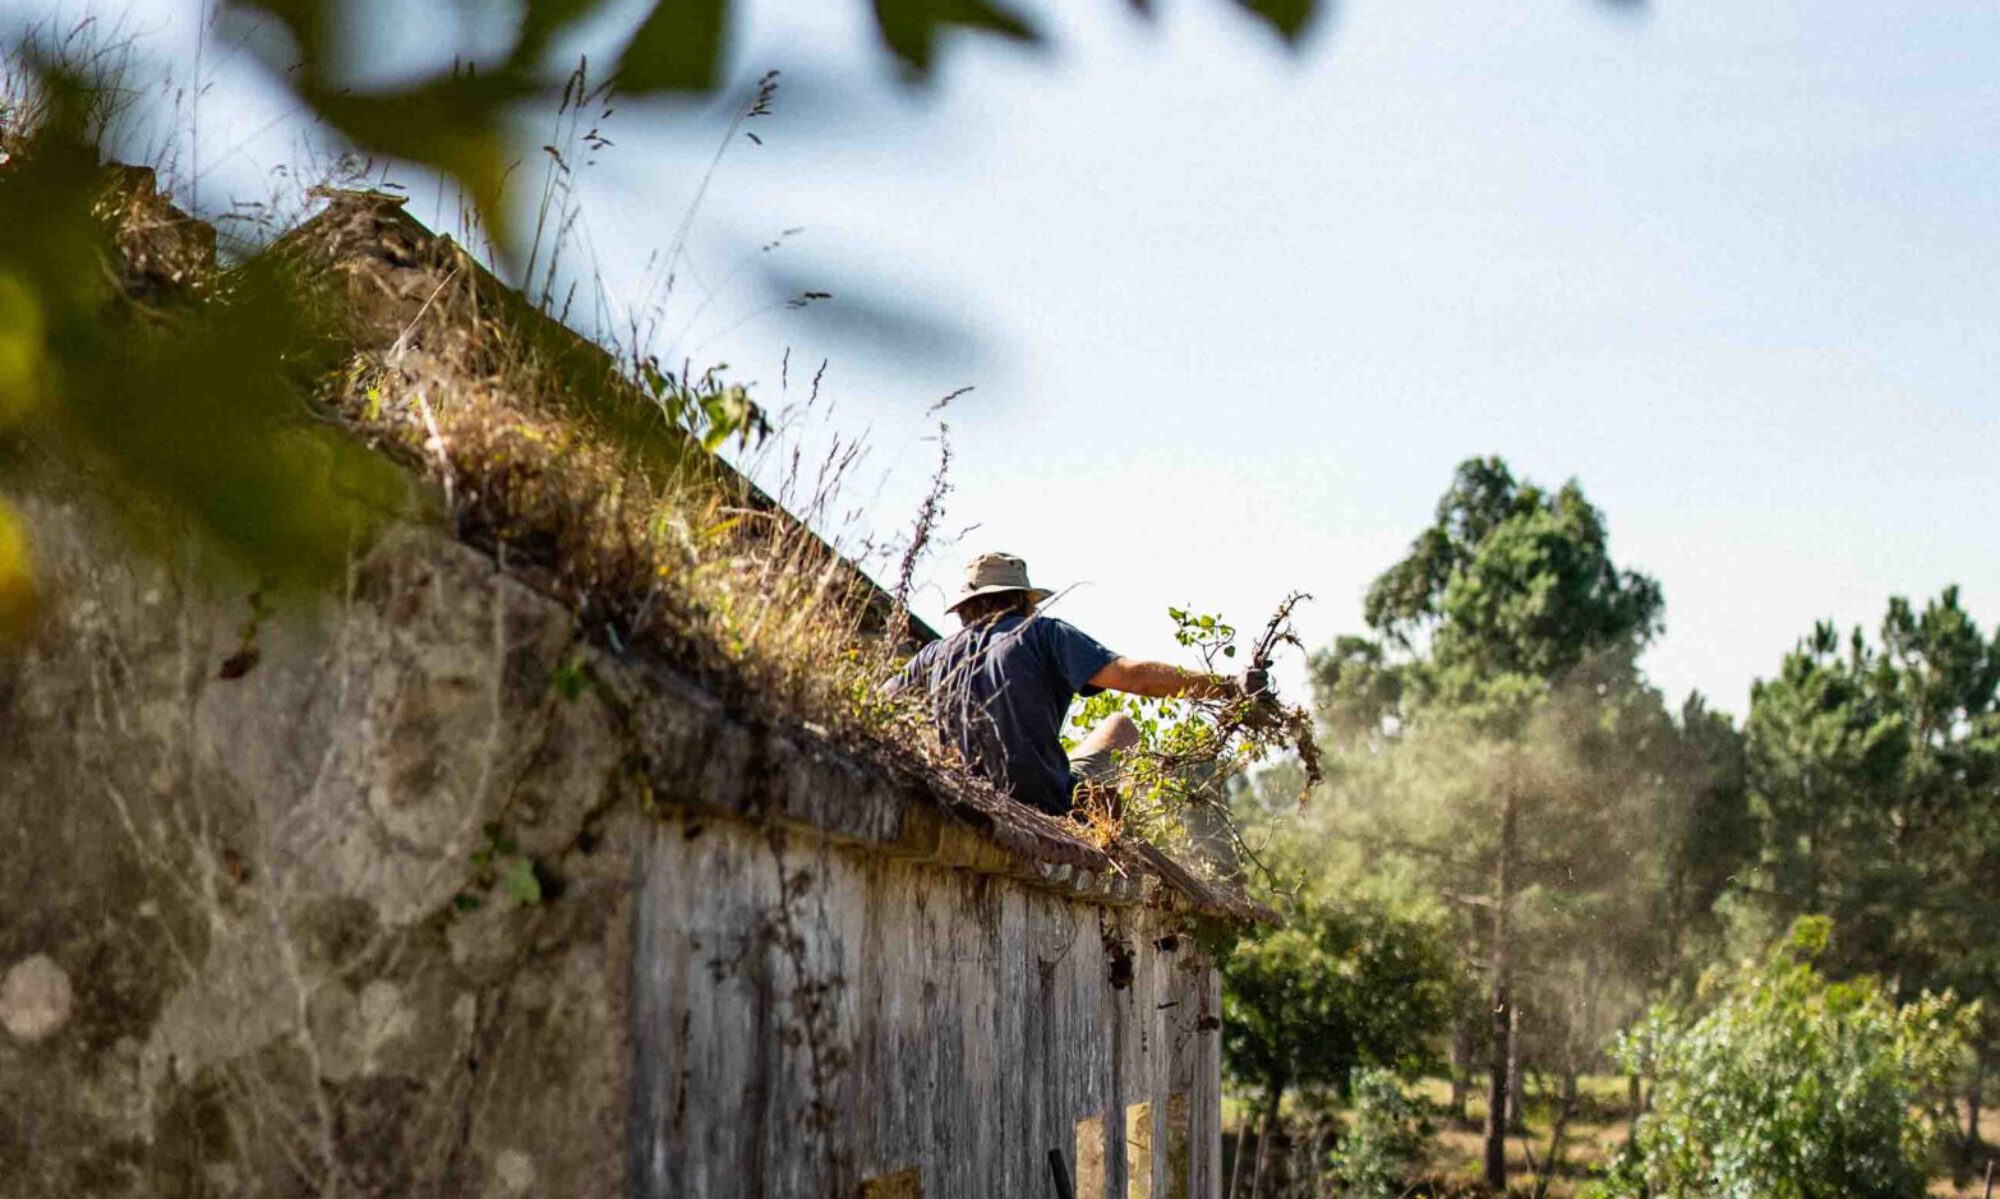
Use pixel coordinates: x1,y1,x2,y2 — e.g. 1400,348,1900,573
0,500,38,643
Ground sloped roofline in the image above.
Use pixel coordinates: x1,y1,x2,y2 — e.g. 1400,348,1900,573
283,188,939,649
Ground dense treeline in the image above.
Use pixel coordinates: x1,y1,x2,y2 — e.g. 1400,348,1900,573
1224,456,1997,1197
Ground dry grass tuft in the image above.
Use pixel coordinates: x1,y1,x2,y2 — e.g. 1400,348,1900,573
283,197,944,761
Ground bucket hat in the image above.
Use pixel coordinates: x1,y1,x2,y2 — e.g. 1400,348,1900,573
944,552,1054,613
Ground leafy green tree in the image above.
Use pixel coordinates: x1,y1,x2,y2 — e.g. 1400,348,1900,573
1320,456,1669,1188
1361,456,1663,721
1745,588,2000,1163
1599,917,1976,1199
16,0,1326,264
1875,590,2000,1135
1221,892,1454,1178
1650,692,1754,990
1743,621,1907,951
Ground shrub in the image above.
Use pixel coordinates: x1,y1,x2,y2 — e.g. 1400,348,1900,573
1223,892,1453,1117
1596,916,1976,1199
1333,1067,1425,1199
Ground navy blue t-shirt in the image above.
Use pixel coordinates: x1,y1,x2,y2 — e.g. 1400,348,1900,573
894,614,1117,815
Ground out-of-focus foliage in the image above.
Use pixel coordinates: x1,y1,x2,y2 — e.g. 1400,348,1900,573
0,0,1335,611
1221,890,1454,1100
0,497,34,640
1597,917,1976,1199
1331,1066,1426,1199
0,72,409,603
215,0,1332,255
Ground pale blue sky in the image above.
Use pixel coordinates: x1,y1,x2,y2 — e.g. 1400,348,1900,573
7,0,1997,717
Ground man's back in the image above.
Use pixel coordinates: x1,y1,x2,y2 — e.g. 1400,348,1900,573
898,614,1114,815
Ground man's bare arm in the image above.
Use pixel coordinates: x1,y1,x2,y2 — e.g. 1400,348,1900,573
1089,657,1239,700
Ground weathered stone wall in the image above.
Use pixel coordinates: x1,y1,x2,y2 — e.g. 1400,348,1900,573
1,479,639,1198
0,472,1229,1197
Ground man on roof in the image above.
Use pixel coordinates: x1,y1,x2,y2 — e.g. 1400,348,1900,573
889,552,1266,817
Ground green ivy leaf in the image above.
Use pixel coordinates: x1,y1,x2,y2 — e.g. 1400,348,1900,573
551,653,589,702
501,857,544,907
870,0,1040,78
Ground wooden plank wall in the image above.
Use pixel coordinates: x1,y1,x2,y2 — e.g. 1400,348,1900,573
629,809,1226,1198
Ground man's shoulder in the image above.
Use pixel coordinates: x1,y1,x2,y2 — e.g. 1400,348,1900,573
984,615,1074,662
1023,613,1103,646
929,615,1103,658
1019,612,1081,636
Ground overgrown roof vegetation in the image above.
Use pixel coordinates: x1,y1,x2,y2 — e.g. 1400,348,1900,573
283,190,931,748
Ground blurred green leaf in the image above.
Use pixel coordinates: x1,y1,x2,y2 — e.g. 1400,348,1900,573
222,0,329,73
616,0,730,93
869,0,1040,77
0,500,37,642
500,856,543,906
307,76,524,256
53,259,412,589
512,0,620,72
1230,0,1320,42
199,0,1334,269
1,68,411,593
0,271,45,426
